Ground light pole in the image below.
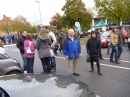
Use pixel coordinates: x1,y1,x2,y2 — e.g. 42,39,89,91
34,15,38,33
35,1,42,24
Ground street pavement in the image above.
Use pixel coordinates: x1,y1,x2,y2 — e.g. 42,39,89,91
4,44,130,97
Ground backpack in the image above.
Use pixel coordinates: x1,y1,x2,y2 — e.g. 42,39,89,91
26,42,35,54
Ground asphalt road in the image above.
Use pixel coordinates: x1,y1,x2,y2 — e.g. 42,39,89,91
4,44,130,97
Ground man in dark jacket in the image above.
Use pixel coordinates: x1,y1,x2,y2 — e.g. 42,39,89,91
57,31,64,52
62,29,81,76
117,27,124,60
95,28,104,60
17,31,27,72
86,31,102,75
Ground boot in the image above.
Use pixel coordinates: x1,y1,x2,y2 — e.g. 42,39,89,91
98,71,102,75
89,68,94,72
89,66,94,72
97,62,102,75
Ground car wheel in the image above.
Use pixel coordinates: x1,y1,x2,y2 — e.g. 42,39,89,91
6,71,22,75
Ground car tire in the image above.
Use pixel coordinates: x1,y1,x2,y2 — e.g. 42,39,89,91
6,71,22,75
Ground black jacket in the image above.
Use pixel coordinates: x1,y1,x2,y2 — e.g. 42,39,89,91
16,35,26,54
57,34,64,44
86,38,101,57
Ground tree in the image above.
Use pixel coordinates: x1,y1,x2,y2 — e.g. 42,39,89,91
50,12,62,31
12,15,31,34
95,0,130,27
61,0,92,30
28,25,37,34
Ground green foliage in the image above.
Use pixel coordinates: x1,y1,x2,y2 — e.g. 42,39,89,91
28,25,37,33
49,13,62,31
95,0,130,26
61,0,92,30
49,25,57,32
12,15,31,33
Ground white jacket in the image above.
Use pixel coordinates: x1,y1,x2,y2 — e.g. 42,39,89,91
48,31,57,48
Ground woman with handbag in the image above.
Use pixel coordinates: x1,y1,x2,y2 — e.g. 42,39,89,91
24,33,36,73
36,30,52,73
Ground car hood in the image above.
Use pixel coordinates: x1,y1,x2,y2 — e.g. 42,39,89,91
0,74,98,97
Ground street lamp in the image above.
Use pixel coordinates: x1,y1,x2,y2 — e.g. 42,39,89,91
35,1,42,24
34,15,38,33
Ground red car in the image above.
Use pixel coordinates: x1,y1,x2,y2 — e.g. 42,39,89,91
101,32,111,47
123,30,128,43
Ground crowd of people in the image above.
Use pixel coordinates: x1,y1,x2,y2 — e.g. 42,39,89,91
0,33,18,44
0,25,128,76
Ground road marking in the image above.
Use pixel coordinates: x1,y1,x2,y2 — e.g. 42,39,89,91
55,56,130,70
13,50,19,51
4,44,16,47
100,63,130,70
104,58,130,63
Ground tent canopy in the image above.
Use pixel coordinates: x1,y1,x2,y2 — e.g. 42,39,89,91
91,20,109,28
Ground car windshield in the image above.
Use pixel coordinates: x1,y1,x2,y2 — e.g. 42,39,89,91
101,32,110,37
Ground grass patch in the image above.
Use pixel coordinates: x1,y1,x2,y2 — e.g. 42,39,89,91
80,35,91,45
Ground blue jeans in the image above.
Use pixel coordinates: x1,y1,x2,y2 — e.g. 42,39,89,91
50,57,56,70
21,54,27,71
117,44,123,59
110,45,118,62
26,57,34,73
40,57,51,73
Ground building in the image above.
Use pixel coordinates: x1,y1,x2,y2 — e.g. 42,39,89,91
0,15,13,36
92,16,130,31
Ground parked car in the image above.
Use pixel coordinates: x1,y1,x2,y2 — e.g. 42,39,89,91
101,32,111,47
0,48,23,76
0,73,98,97
123,30,128,44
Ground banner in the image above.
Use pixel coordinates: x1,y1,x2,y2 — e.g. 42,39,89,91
75,22,83,35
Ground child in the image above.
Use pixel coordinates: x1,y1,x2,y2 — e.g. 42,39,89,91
86,31,102,75
106,35,111,54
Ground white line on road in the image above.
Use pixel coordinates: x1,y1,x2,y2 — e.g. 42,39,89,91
4,44,16,47
13,50,19,51
104,58,130,63
55,56,130,70
100,63,130,70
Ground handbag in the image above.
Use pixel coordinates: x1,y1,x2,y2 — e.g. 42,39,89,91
50,49,55,57
86,54,90,62
26,42,35,54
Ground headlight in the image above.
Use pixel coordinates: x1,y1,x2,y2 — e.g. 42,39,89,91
12,59,19,63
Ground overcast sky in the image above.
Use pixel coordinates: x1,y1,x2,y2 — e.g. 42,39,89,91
0,0,95,25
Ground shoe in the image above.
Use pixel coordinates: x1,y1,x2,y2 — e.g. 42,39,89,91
67,74,71,76
51,69,56,72
98,71,102,75
118,58,121,60
89,69,94,72
110,60,113,62
100,58,104,60
115,62,120,64
73,73,80,76
24,71,27,73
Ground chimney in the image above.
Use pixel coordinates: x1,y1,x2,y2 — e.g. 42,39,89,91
3,15,6,18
